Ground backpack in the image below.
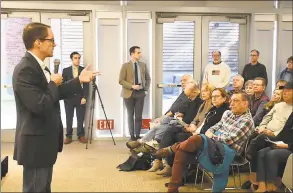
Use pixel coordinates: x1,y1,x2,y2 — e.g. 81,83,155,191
116,152,154,171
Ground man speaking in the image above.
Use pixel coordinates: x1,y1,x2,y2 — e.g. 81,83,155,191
12,22,98,192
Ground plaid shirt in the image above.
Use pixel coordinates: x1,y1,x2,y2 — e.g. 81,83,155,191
207,110,255,154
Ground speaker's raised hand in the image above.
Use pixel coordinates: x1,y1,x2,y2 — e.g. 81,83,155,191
79,64,100,83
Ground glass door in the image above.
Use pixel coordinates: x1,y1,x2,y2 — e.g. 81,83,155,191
201,16,248,90
155,15,248,116
155,16,202,117
40,12,92,136
1,12,39,129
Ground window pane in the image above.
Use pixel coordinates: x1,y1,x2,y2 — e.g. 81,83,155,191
50,19,84,71
208,22,240,89
1,17,32,129
50,18,84,128
162,21,194,114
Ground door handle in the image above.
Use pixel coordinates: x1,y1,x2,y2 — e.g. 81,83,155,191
157,83,181,88
3,85,12,88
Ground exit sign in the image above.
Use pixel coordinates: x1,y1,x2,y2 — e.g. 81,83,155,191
142,119,152,129
97,120,114,130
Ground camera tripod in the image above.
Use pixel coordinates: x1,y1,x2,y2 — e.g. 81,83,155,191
86,79,116,149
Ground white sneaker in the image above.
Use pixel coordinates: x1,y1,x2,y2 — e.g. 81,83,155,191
145,140,159,150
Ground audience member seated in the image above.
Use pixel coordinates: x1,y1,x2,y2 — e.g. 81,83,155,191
155,91,254,193
162,74,192,117
250,77,270,126
126,80,202,153
149,83,214,175
195,88,230,135
276,79,288,89
262,88,283,115
127,74,191,144
245,80,254,96
279,56,293,83
251,111,293,192
246,82,293,190
158,88,230,178
229,74,244,96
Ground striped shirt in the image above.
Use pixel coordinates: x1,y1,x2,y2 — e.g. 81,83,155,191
207,110,255,155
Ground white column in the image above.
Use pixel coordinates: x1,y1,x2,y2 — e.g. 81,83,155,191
95,11,123,137
125,11,152,135
253,14,277,95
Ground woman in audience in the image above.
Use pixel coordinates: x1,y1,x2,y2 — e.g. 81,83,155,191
245,80,254,96
252,111,293,192
161,88,230,182
150,83,214,175
194,88,230,135
262,88,283,115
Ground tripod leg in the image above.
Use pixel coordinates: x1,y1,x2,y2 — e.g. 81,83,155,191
86,98,95,149
95,86,116,145
89,108,94,144
85,107,92,149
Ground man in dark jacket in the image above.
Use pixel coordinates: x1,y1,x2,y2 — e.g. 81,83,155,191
12,22,97,192
250,77,270,126
62,52,89,144
242,50,268,85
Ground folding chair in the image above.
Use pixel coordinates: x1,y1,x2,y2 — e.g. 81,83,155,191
195,139,251,190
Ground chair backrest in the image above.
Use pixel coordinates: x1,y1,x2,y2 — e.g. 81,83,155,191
282,154,293,190
237,138,250,158
243,138,250,158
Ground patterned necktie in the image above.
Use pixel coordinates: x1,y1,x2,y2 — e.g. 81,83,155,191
41,63,50,82
74,67,78,78
134,62,139,85
40,63,46,70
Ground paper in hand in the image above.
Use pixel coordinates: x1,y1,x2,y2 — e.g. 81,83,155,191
265,137,285,145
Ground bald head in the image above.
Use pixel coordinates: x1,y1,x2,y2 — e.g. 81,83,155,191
181,74,193,89
184,80,200,99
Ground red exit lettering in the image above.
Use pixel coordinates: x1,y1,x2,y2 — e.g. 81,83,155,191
142,119,152,129
97,120,114,130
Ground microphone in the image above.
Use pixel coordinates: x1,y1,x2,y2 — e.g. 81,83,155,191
54,59,61,73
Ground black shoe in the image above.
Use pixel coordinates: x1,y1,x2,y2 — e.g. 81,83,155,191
129,136,136,141
165,182,184,187
241,180,252,189
135,136,141,140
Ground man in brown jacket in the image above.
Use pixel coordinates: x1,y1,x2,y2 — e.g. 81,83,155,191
119,46,151,140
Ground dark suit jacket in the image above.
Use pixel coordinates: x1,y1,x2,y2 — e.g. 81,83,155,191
165,92,189,115
12,52,82,167
62,66,89,101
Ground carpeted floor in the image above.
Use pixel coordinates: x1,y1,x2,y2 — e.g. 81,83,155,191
1,140,249,192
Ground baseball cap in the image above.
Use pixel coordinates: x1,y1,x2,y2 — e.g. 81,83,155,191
281,82,293,89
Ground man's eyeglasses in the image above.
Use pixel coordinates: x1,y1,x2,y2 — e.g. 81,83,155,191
250,54,258,57
253,83,263,87
40,38,55,43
